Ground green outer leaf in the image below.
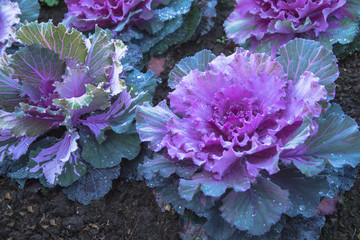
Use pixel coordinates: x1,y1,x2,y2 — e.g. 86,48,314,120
17,22,87,63
168,49,216,89
220,177,290,235
79,129,141,168
277,38,338,99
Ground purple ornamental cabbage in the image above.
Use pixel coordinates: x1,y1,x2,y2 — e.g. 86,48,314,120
0,0,20,52
136,38,360,237
0,22,153,197
63,0,163,32
63,0,218,57
224,0,360,52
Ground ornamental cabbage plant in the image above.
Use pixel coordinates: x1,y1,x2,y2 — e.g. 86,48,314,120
224,0,360,54
63,0,217,59
136,38,360,238
0,22,158,205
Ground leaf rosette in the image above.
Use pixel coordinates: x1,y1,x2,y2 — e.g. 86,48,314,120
136,39,360,238
0,22,157,204
224,0,360,54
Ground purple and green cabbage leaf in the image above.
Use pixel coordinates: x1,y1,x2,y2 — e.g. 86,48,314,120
0,21,158,204
135,38,360,238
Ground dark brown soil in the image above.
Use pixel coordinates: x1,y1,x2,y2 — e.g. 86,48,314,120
1,1,360,239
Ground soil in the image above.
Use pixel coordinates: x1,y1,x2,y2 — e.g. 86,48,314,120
1,1,360,239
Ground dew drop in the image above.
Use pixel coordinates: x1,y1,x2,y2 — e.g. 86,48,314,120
299,205,305,211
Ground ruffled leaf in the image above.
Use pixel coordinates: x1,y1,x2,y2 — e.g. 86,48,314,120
0,0,20,45
17,22,88,63
269,167,329,218
204,208,237,240
220,177,290,235
153,0,194,22
168,49,216,89
79,129,140,169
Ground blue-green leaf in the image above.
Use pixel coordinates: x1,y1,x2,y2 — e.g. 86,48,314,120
269,167,329,217
138,153,198,180
168,49,216,89
136,100,175,152
280,104,360,176
15,0,40,22
79,129,141,168
62,165,120,205
277,38,338,99
220,177,290,235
